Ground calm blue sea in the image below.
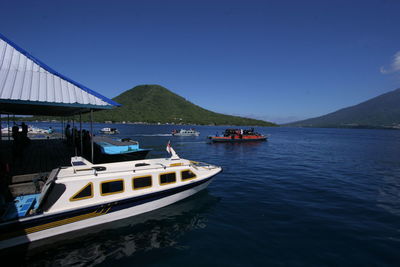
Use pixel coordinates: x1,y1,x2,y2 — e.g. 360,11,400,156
5,123,400,266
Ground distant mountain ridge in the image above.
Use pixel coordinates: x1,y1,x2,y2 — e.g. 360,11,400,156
286,88,400,128
90,85,275,126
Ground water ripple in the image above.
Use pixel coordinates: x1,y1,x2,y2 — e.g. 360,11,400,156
5,125,400,266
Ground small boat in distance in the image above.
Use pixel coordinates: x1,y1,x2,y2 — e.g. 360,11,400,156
99,127,119,134
172,129,200,136
0,143,222,249
208,128,267,142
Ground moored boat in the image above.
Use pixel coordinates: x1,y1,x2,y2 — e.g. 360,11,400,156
208,128,267,142
172,129,200,136
0,144,222,249
99,127,119,134
92,136,151,163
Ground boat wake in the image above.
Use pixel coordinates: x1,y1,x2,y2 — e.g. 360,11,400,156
132,134,173,137
177,141,208,144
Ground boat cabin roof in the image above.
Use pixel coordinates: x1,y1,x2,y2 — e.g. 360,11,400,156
56,157,192,181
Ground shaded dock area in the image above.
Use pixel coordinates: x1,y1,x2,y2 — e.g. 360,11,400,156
1,139,74,175
0,139,75,201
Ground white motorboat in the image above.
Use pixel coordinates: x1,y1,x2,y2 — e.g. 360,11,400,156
0,144,222,249
172,129,200,136
99,127,119,134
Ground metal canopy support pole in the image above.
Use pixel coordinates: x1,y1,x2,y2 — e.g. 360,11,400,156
7,114,10,141
72,116,75,155
80,113,83,156
90,109,94,163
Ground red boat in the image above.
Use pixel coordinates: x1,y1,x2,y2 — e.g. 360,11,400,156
208,128,267,142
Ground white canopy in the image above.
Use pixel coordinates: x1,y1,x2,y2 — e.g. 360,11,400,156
0,33,120,116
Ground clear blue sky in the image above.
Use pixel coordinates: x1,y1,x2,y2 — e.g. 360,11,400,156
1,0,400,123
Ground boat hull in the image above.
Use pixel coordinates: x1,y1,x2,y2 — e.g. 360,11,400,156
0,176,216,250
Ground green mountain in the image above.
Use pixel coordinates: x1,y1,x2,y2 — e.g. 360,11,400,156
90,85,275,126
286,88,400,128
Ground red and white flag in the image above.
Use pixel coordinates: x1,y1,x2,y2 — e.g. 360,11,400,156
166,140,172,154
166,141,180,159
